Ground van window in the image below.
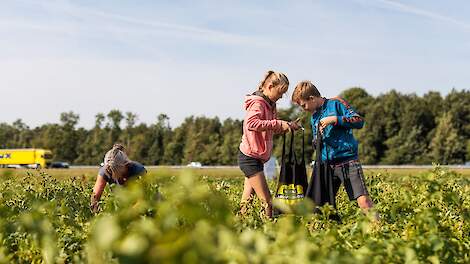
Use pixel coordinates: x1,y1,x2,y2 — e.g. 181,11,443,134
44,153,53,159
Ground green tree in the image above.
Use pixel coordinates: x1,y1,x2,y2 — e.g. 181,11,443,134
183,117,222,165
12,119,33,148
146,114,172,165
219,118,242,165
75,113,108,164
378,90,403,140
124,112,138,151
31,124,62,159
0,88,466,166
354,101,386,164
423,91,444,121
0,123,16,148
163,125,186,165
382,95,434,164
106,110,124,145
56,112,80,162
429,112,466,164
445,89,470,145
127,124,151,163
466,140,470,163
382,126,428,164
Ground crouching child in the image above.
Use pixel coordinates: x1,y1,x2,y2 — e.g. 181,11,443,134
90,144,147,213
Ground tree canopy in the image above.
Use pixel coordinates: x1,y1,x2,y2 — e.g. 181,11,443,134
1,89,468,165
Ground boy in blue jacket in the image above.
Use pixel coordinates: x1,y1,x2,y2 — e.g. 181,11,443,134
292,80,376,215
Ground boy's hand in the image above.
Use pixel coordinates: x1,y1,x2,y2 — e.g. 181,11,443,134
319,116,337,134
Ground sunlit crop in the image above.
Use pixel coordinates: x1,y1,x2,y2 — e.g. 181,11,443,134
0,166,468,263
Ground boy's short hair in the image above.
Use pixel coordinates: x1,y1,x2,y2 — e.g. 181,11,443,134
292,81,321,103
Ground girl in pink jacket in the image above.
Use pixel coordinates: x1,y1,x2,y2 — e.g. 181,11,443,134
238,70,300,218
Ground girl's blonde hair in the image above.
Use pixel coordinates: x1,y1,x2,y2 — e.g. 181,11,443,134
103,144,131,181
258,70,289,92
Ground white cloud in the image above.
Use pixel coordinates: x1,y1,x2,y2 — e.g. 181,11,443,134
368,0,470,32
10,0,276,47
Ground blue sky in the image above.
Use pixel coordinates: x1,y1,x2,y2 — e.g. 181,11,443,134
0,0,469,128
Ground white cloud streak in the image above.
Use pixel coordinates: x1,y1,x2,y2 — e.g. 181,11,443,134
8,0,273,47
374,0,470,32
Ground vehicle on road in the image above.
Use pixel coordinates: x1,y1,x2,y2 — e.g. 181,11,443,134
0,149,52,169
50,162,70,169
187,162,202,168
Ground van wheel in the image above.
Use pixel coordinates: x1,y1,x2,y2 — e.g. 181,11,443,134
36,164,42,169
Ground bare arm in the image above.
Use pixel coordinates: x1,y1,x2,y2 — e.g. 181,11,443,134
90,174,107,213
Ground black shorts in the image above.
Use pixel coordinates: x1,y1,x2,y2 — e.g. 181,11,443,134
331,159,369,201
238,150,264,178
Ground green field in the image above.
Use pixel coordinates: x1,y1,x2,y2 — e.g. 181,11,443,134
4,166,470,180
0,167,469,263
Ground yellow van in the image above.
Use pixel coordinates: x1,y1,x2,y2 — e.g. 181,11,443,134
0,149,53,169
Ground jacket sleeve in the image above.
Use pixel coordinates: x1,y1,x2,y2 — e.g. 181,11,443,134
244,101,283,132
332,98,364,129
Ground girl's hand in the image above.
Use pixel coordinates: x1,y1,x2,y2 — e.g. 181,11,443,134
90,201,99,213
280,121,291,133
280,120,302,133
90,195,99,213
319,116,337,134
288,121,302,131
289,117,303,131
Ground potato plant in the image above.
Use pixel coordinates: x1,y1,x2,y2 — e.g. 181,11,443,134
0,166,468,263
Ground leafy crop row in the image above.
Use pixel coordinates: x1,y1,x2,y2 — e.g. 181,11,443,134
0,166,468,263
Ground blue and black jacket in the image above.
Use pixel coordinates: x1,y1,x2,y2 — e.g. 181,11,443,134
310,97,364,163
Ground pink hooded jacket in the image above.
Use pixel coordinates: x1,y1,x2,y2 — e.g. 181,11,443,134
239,94,283,163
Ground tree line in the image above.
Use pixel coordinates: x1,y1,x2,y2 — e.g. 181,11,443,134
1,88,469,165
